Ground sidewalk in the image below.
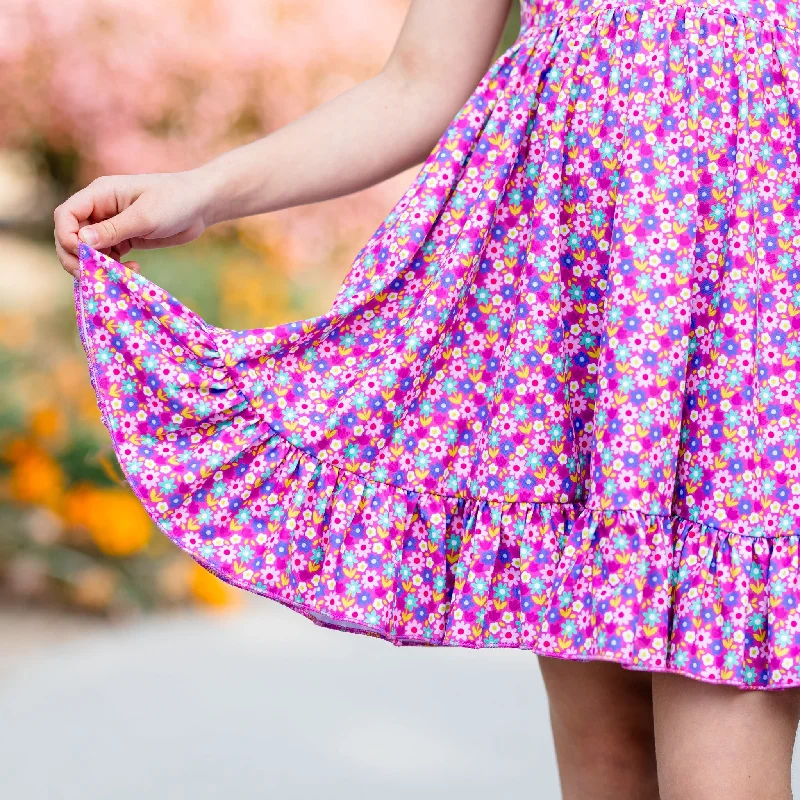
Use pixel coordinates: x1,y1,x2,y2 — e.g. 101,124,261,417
4,601,800,799
0,601,560,799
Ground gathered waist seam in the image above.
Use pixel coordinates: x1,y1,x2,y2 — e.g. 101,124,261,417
521,0,800,35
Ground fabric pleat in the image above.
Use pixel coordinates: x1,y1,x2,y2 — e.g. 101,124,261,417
74,0,800,689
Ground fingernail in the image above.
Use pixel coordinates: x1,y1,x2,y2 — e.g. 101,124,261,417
79,228,99,246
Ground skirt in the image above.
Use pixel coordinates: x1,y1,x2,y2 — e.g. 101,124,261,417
74,0,800,690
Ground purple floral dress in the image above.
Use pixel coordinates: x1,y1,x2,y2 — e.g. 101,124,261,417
75,0,800,690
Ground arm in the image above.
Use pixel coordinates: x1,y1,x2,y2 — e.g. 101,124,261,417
201,0,514,224
54,0,513,276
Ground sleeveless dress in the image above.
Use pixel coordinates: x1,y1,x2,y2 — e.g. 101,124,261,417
74,0,800,690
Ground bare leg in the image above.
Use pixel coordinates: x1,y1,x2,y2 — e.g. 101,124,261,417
653,672,800,800
538,656,661,800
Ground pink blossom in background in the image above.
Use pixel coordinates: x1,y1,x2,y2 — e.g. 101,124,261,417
0,0,414,266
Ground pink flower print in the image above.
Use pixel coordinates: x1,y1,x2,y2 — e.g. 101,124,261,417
183,532,202,550
71,0,800,689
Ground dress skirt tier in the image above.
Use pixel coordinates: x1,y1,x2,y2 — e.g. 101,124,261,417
74,0,800,689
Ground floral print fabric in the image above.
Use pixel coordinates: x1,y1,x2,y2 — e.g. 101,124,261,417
75,0,800,689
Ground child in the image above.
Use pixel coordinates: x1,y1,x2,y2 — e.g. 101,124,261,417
54,0,800,796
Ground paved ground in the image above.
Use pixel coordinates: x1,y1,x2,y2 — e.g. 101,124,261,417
0,602,559,799
2,601,800,799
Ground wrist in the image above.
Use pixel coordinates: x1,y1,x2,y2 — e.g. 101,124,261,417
184,161,231,228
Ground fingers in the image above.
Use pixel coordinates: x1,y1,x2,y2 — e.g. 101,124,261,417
104,240,132,259
54,197,93,275
99,240,131,263
54,177,121,256
53,172,197,278
55,236,141,279
53,176,148,274
78,203,152,251
55,234,80,278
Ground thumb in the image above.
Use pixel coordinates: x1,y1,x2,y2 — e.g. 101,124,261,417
79,206,147,249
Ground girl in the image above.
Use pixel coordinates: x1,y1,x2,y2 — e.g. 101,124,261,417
54,0,800,797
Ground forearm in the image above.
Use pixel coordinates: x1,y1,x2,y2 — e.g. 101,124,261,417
194,68,461,226
54,0,514,276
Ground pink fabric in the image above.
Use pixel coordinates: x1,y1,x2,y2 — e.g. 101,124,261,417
75,0,800,688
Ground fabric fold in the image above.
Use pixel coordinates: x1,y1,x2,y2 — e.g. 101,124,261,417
73,0,800,692
72,252,800,686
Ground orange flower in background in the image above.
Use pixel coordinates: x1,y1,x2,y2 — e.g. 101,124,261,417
62,483,99,529
29,404,65,442
8,445,64,509
189,562,241,609
1,435,30,463
84,487,153,557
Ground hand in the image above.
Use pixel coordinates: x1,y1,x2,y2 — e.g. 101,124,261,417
54,169,214,278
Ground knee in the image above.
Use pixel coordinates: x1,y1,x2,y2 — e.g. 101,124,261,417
551,710,658,787
578,721,656,769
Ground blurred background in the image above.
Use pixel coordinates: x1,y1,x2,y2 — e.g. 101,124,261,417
0,2,571,799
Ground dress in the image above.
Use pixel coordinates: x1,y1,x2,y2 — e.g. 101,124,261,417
74,0,800,690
